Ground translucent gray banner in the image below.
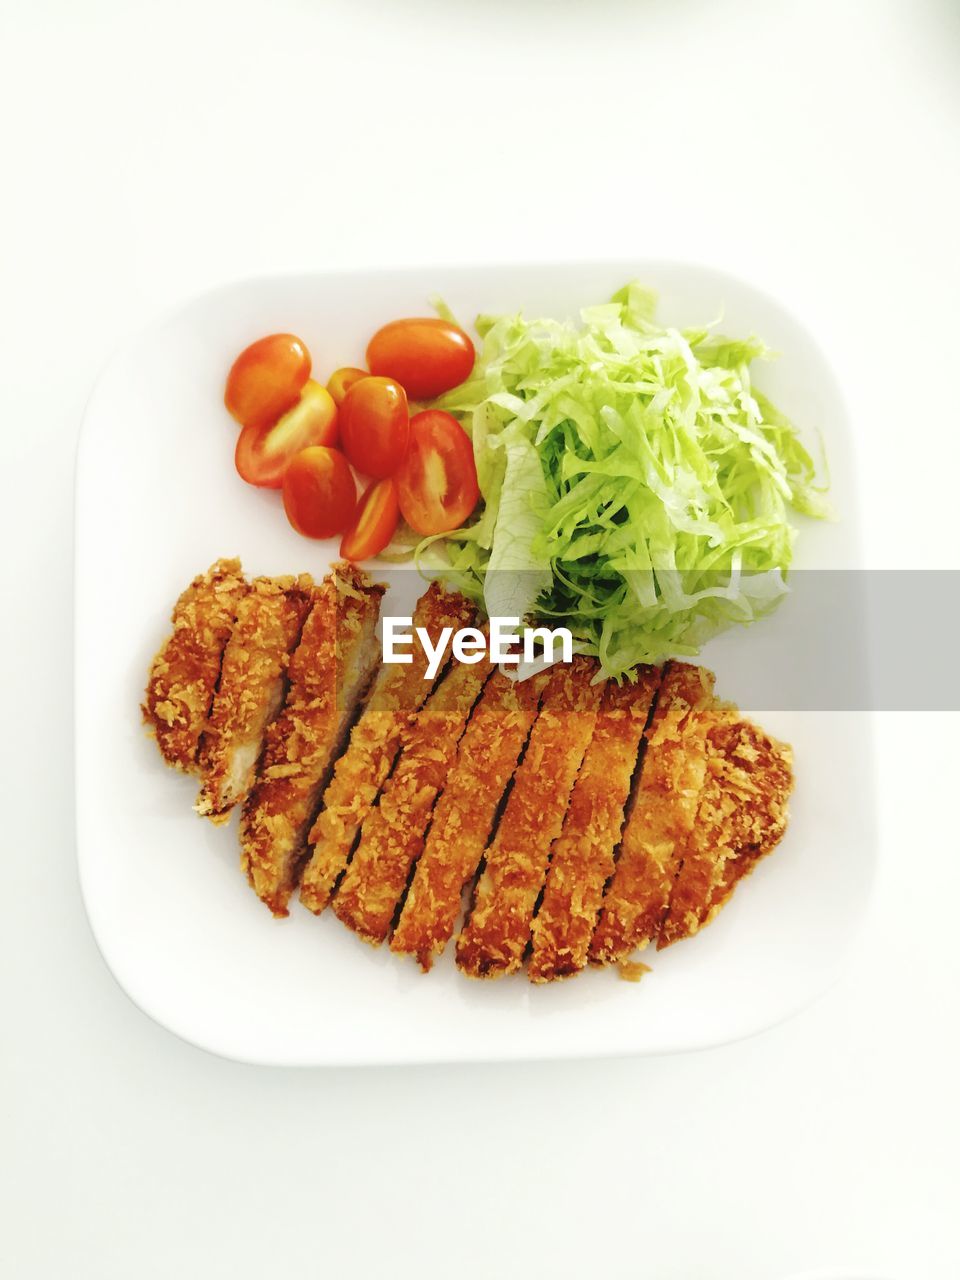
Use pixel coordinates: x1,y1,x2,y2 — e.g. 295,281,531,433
368,568,960,710
691,570,960,711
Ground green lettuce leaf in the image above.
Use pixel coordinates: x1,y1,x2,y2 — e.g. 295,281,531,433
425,283,829,678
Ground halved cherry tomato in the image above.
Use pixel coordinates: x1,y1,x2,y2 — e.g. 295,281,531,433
340,478,400,561
327,366,369,407
366,318,475,400
225,333,311,431
234,381,338,489
339,376,409,479
396,410,479,535
282,446,356,539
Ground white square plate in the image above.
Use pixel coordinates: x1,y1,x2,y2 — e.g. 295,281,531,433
75,262,875,1065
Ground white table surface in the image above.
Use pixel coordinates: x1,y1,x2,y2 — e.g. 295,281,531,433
1,1,957,1276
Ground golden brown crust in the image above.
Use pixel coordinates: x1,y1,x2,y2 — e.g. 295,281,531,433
239,565,383,917
142,558,248,772
588,663,716,966
331,644,495,946
528,667,662,983
391,669,547,970
299,583,474,915
196,576,314,822
658,719,793,947
145,559,796,979
456,657,603,979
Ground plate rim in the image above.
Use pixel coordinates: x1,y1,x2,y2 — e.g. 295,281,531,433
74,258,877,1066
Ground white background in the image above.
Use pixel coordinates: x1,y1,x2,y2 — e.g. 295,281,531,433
1,0,958,1276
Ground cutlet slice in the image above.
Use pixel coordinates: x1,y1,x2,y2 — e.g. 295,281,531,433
332,645,496,945
299,583,474,915
528,666,662,983
391,668,548,971
195,575,314,823
142,558,248,772
589,663,716,966
456,657,603,980
239,565,383,917
658,718,793,948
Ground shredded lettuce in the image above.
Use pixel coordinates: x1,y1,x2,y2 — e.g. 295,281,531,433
419,282,828,679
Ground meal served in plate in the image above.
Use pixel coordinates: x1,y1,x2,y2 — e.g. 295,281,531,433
143,560,793,982
141,281,823,985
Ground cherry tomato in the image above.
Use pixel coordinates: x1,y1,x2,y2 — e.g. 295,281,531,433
339,376,409,479
234,381,338,489
327,366,369,407
225,334,311,431
366,318,475,400
340,478,400,562
396,410,479,535
282,446,356,539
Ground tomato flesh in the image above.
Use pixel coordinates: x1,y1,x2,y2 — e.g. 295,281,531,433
282,446,356,539
366,318,475,400
327,366,369,407
396,410,479,535
225,333,311,431
234,381,338,489
339,376,409,479
340,478,400,561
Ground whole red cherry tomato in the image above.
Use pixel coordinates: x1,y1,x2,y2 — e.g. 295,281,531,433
327,366,369,407
339,376,409,479
281,446,356,539
225,333,311,431
366,318,474,399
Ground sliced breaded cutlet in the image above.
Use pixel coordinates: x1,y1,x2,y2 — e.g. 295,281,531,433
332,641,496,946
658,718,793,948
299,582,474,915
195,575,314,823
456,656,603,980
528,666,662,983
588,662,717,966
391,667,548,971
239,565,383,917
142,558,248,772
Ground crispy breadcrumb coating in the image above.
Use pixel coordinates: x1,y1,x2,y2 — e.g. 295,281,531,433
299,583,474,915
239,565,383,917
195,576,314,823
145,558,796,980
528,666,662,983
332,645,495,945
142,558,248,772
391,668,547,970
456,657,603,979
658,718,793,948
588,663,716,966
